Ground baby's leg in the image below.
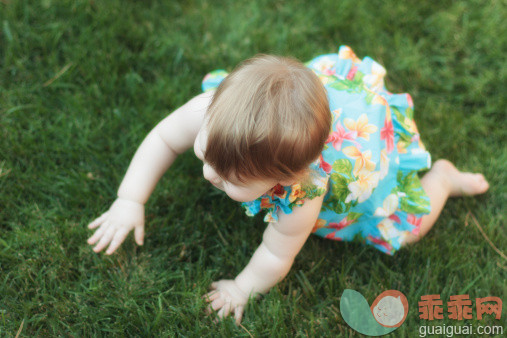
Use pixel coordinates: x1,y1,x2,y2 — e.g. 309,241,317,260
403,159,489,245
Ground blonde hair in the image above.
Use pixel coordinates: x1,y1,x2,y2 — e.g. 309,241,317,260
204,54,331,182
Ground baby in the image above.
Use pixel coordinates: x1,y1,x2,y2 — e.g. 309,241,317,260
87,46,489,324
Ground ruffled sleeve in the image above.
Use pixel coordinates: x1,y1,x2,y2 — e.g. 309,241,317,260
202,69,229,92
241,161,329,223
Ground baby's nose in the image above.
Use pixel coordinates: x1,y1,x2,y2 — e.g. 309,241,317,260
203,164,221,185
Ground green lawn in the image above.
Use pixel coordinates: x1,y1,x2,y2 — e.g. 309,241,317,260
1,0,505,336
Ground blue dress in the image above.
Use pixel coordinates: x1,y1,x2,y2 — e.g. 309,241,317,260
202,46,431,255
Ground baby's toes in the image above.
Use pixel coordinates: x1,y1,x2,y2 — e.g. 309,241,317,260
475,174,489,193
464,173,489,195
456,172,490,196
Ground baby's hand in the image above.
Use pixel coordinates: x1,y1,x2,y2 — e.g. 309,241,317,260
204,280,249,325
87,198,145,255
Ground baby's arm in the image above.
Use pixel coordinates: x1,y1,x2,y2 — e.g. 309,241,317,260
87,91,213,254
206,193,325,323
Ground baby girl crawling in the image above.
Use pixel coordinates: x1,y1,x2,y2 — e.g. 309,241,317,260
87,46,489,323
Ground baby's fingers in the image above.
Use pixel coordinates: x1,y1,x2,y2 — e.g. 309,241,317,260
234,306,244,325
93,226,116,253
203,290,219,304
87,222,109,245
88,212,109,229
217,302,232,319
210,297,225,312
134,225,144,246
105,228,129,255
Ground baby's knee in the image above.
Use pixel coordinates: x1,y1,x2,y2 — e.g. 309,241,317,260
401,233,422,246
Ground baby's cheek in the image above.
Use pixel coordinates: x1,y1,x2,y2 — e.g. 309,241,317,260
225,190,252,203
224,188,259,203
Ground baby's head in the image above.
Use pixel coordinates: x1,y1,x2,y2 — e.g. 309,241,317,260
203,55,331,194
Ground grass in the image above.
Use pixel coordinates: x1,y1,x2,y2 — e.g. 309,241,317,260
1,0,506,336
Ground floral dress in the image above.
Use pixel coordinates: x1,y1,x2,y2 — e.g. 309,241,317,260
201,46,431,255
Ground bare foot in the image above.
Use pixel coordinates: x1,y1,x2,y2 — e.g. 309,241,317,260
432,159,490,197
